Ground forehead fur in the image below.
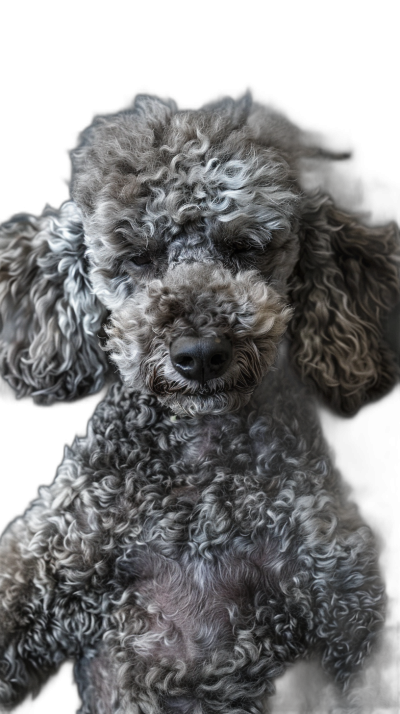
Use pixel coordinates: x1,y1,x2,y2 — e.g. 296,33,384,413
70,94,301,239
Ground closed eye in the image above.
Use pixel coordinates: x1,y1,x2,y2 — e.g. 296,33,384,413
230,245,264,261
129,254,153,267
232,247,253,255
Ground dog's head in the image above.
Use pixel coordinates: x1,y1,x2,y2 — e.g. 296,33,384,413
69,94,304,415
1,95,398,414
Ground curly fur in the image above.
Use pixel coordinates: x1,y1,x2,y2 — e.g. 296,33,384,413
0,201,108,403
0,93,398,713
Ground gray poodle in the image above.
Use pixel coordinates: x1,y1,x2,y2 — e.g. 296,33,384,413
0,94,399,714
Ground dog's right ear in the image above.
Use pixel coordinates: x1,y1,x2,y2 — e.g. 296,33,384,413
0,201,109,404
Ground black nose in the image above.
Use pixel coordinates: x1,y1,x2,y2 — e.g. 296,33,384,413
170,335,232,383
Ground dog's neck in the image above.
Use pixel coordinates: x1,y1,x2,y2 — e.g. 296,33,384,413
160,381,271,468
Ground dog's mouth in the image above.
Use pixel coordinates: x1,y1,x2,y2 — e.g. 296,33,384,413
156,388,253,417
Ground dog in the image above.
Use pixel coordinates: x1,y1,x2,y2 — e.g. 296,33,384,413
0,94,398,714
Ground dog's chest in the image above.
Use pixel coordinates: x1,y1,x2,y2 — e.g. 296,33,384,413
113,494,303,669
112,519,307,672
102,399,313,667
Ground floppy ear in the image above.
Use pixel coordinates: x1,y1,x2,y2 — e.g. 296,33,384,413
0,201,109,404
289,192,400,415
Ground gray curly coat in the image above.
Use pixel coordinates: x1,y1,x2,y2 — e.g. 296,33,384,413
0,94,398,714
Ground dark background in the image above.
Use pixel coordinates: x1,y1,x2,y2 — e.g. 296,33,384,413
0,18,400,714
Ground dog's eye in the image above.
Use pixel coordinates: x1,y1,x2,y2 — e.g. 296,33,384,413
231,247,254,260
232,247,250,255
231,243,267,261
130,254,153,267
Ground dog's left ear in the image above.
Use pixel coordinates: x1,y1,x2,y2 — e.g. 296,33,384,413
289,192,400,415
0,201,109,404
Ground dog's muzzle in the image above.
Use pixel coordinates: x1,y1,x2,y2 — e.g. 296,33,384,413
106,262,292,416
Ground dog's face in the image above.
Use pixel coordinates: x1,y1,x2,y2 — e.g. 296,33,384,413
69,94,399,416
71,95,299,415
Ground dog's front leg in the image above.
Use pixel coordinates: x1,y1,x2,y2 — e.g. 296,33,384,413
0,516,68,708
329,628,400,714
309,506,385,691
0,449,107,710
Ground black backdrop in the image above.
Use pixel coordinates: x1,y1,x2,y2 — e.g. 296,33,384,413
0,15,400,714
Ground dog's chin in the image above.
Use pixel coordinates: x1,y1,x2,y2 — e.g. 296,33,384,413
157,390,252,417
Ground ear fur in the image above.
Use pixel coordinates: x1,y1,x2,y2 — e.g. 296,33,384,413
0,201,109,404
289,192,400,415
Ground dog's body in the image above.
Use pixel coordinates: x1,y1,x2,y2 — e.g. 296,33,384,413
0,95,398,713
